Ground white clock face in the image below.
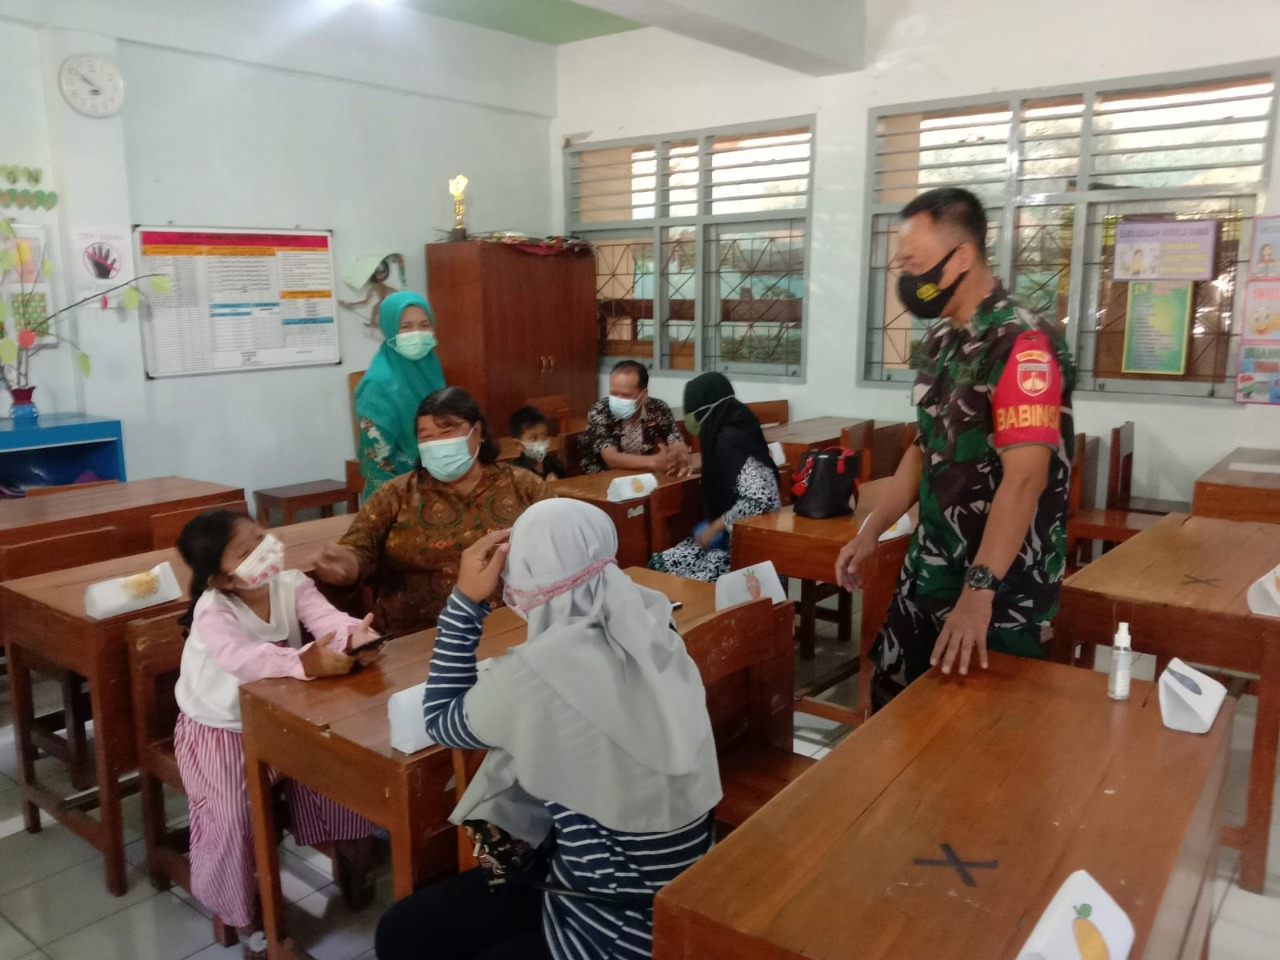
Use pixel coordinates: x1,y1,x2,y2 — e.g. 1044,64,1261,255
59,55,126,118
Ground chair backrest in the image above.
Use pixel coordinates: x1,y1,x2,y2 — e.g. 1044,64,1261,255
25,479,120,498
150,501,249,550
869,422,911,481
347,369,366,454
0,525,121,580
746,400,789,428
841,421,876,484
1068,432,1087,515
345,458,363,505
126,612,187,789
649,479,705,553
1107,421,1136,510
523,394,571,437
682,598,795,754
561,430,586,477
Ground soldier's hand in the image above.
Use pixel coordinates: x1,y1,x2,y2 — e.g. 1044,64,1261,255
931,590,993,677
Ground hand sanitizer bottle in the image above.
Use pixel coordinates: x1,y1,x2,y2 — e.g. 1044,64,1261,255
1108,622,1132,701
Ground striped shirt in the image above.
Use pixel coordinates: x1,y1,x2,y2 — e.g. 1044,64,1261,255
424,590,715,960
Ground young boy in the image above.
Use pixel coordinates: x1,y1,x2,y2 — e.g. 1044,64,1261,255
509,406,567,481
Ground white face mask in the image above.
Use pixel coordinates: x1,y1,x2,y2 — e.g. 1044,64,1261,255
234,534,285,588
521,439,550,463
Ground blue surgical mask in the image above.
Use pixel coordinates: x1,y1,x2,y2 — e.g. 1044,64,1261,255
394,330,436,361
418,426,477,482
608,395,639,420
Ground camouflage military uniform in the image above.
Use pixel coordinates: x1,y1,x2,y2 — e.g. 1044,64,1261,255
870,283,1075,700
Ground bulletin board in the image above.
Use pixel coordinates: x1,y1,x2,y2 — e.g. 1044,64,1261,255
133,225,340,378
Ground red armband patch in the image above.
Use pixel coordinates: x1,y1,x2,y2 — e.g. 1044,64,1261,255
992,331,1062,448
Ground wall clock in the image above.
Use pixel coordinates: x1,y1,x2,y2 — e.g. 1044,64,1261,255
59,55,126,118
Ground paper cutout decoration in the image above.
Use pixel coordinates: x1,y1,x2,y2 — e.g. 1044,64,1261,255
1016,869,1134,960
715,561,786,610
1247,564,1280,617
877,512,915,542
606,473,658,502
388,682,435,754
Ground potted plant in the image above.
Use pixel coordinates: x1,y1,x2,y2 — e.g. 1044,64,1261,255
0,217,169,426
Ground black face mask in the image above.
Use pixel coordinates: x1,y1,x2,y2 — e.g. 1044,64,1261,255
898,247,966,320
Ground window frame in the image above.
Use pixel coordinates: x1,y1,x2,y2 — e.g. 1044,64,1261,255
860,60,1280,399
565,115,817,383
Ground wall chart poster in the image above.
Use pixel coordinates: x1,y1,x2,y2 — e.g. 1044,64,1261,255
1113,219,1217,282
1250,214,1280,280
1121,281,1191,376
134,226,340,378
1236,281,1280,404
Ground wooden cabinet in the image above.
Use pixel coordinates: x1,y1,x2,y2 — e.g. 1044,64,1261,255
425,241,597,435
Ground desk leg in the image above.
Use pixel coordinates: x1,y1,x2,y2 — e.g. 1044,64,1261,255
243,740,288,958
1237,647,1280,893
6,643,41,832
88,664,128,896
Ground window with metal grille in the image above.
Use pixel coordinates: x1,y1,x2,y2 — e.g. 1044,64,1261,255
864,68,1275,398
567,119,813,379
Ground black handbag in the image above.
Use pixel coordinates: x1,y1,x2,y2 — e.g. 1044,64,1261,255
791,447,860,519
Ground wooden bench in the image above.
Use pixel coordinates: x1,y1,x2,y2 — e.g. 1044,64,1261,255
254,481,359,528
149,500,249,550
1068,424,1174,565
1109,420,1191,515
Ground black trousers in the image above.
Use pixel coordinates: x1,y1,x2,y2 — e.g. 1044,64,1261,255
375,868,552,960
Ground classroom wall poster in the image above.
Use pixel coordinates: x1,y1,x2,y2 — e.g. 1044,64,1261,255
71,225,135,301
0,223,58,345
1236,280,1280,404
1250,214,1280,280
1114,219,1217,282
1121,281,1192,376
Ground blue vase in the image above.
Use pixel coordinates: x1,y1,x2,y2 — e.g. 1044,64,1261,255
10,387,38,428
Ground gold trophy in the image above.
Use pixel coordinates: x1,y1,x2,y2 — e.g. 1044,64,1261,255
449,174,469,240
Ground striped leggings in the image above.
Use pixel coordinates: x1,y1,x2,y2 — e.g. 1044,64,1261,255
174,713,375,928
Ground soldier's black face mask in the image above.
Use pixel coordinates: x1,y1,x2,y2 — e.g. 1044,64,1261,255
898,247,965,320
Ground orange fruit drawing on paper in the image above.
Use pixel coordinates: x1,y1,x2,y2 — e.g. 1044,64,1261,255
630,477,645,494
1072,903,1109,960
745,569,762,599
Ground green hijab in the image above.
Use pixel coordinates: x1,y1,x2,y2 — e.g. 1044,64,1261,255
354,291,447,458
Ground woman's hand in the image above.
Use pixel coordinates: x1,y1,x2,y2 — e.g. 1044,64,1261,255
694,519,727,551
457,529,512,604
834,531,877,591
311,545,360,585
300,636,356,677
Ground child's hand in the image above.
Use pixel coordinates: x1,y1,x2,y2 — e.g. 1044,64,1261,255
457,529,511,604
348,614,378,651
301,636,356,678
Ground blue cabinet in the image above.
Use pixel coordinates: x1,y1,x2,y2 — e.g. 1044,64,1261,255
0,415,126,489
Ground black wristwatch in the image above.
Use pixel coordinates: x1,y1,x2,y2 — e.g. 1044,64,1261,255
964,564,1002,593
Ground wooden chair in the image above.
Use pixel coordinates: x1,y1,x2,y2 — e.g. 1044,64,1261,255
0,526,122,790
150,500,249,550
561,430,586,478
345,458,363,507
746,400,789,428
841,421,876,485
868,422,913,481
126,613,240,948
25,479,120,497
347,369,365,454
523,394,571,437
448,598,809,853
1064,432,1100,576
649,479,705,554
253,480,357,527
1108,421,1191,515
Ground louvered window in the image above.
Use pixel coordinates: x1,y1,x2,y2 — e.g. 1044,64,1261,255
864,70,1275,398
568,120,813,379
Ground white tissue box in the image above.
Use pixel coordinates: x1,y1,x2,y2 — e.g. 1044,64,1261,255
607,473,658,502
1016,869,1134,960
388,682,435,754
84,562,183,620
1158,658,1227,735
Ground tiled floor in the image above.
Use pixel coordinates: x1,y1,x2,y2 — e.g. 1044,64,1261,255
3,630,1280,959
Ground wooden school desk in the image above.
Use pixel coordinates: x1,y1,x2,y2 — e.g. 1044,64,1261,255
239,568,723,958
0,476,245,556
763,416,865,468
1056,512,1280,894
0,514,353,896
654,654,1233,960
731,478,913,716
549,470,703,568
1192,447,1280,524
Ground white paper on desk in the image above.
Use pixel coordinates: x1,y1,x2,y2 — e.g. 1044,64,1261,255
84,562,183,620
1228,461,1280,474
1246,563,1280,617
1015,869,1134,960
768,442,787,467
1158,659,1227,735
388,682,436,755
607,473,658,502
877,513,914,542
715,561,786,610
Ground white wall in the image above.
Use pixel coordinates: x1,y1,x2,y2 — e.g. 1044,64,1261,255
1,2,555,505
555,0,1280,501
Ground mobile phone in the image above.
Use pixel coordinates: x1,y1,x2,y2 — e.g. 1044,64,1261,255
349,633,391,656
